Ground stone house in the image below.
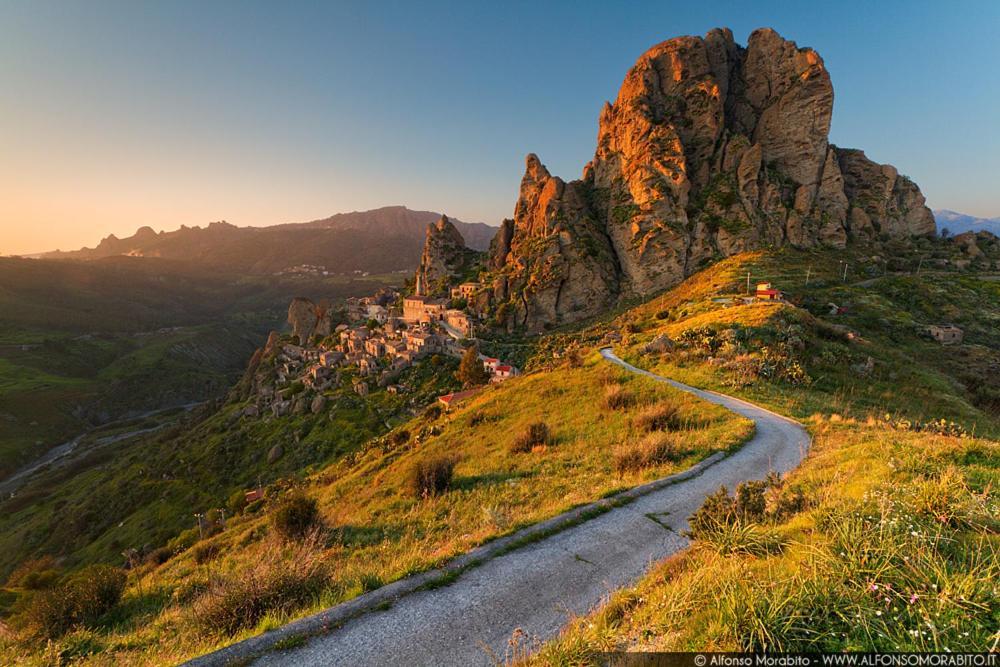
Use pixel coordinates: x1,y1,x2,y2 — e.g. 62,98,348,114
928,324,963,345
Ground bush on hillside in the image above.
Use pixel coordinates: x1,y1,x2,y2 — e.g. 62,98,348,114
5,556,60,590
633,402,683,432
191,536,328,636
613,433,681,474
407,456,456,498
20,565,126,639
510,422,552,453
602,384,636,411
270,492,321,541
226,489,248,515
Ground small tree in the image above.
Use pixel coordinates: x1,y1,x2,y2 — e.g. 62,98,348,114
455,346,489,387
270,492,320,541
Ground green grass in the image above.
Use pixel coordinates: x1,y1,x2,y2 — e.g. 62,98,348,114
0,353,751,665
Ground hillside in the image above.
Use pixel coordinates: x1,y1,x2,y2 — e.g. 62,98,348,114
0,256,403,479
526,249,1000,657
38,207,495,273
1,237,997,663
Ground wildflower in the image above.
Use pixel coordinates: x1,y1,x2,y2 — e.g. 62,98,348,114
870,583,879,591
910,593,918,604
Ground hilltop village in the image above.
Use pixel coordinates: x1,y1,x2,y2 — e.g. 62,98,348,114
243,277,519,418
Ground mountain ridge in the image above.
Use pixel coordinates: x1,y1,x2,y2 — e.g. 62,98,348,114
37,206,496,273
934,208,1000,236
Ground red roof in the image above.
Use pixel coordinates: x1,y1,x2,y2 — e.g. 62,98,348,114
483,357,499,363
438,388,483,405
756,289,780,297
495,365,513,373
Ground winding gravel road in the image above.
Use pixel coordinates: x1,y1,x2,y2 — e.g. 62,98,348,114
195,349,810,667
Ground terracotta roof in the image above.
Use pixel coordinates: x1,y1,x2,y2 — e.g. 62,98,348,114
438,388,483,405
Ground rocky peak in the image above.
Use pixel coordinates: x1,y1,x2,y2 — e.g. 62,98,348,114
414,215,481,296
287,297,332,345
488,27,936,331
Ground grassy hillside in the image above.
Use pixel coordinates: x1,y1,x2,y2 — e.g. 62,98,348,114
516,248,1000,659
0,244,996,663
0,353,751,665
0,256,401,477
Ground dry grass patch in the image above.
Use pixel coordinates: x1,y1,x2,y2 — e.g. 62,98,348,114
633,401,683,432
613,432,683,474
510,422,552,454
602,384,636,411
190,532,328,636
406,455,456,498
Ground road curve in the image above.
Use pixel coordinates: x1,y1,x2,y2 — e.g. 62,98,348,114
200,349,810,667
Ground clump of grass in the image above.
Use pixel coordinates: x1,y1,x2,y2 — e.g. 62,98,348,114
602,384,636,411
633,402,683,432
693,518,784,556
613,433,681,474
407,455,456,499
191,542,220,565
190,534,328,636
18,565,126,639
270,492,321,541
510,422,552,453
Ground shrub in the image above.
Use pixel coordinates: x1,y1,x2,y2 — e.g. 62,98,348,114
407,456,456,498
270,492,321,541
602,384,636,411
191,535,328,636
689,481,771,541
655,309,670,320
390,429,410,446
192,542,221,565
625,321,643,334
633,402,683,432
6,556,59,590
144,546,172,566
20,565,126,639
510,422,552,453
424,404,442,420
613,433,680,474
226,489,249,515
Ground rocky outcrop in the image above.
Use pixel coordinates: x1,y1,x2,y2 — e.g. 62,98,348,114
488,28,936,331
414,215,481,296
287,297,332,345
490,155,620,332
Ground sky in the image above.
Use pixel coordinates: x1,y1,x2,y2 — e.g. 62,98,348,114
1,1,998,255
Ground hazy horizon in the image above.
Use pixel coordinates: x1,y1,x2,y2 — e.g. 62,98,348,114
2,1,998,255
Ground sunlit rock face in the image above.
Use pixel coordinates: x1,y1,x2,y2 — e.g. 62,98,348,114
489,27,935,331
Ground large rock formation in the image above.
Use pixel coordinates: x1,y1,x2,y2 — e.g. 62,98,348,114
414,215,481,296
287,297,332,344
489,28,936,332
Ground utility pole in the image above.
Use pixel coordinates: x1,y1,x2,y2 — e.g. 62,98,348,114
805,266,811,287
916,257,924,275
746,271,751,295
194,513,204,539
842,262,848,283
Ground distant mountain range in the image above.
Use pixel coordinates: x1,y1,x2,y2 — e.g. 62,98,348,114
38,206,496,274
933,209,1000,236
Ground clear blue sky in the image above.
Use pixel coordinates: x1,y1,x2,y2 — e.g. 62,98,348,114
1,0,998,254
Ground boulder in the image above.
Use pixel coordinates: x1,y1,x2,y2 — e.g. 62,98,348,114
644,334,675,354
267,444,284,464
